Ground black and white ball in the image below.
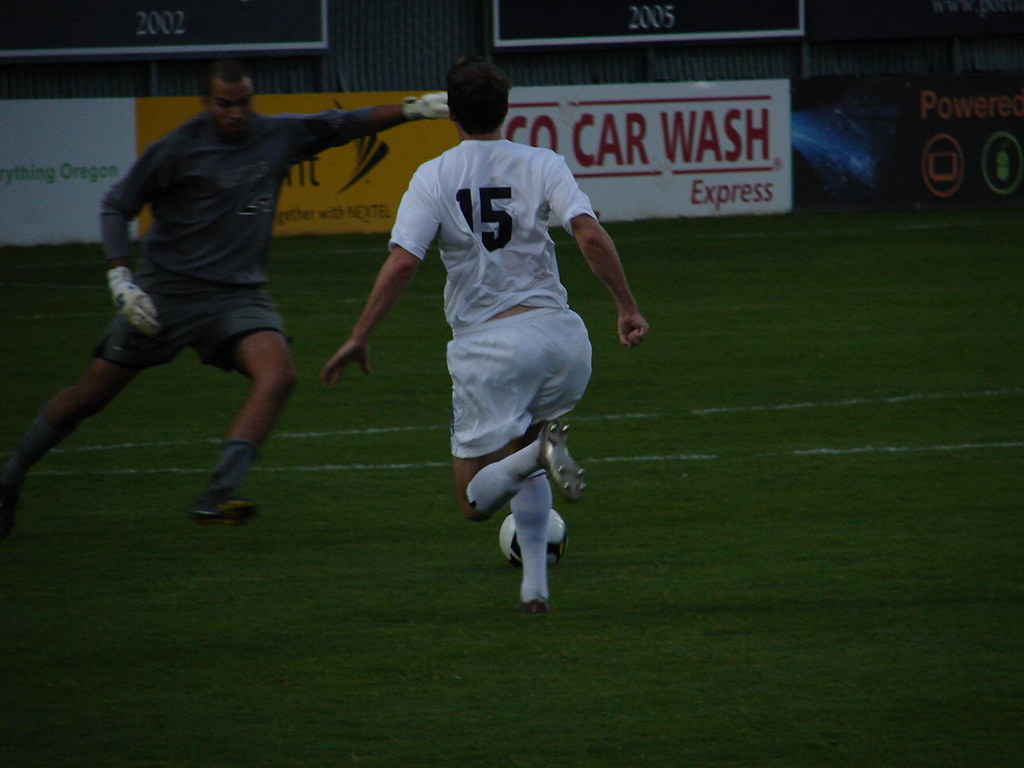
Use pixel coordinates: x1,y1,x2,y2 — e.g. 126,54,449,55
498,510,567,567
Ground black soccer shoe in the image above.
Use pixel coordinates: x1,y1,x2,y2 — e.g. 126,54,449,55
190,495,257,525
0,482,20,540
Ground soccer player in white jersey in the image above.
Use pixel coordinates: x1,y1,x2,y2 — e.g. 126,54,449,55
0,59,448,538
321,55,649,613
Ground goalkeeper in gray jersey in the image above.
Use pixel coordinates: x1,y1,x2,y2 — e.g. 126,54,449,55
0,59,448,536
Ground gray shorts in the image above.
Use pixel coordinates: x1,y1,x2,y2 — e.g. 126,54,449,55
95,286,286,371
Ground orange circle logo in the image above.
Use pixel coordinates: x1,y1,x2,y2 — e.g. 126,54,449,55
921,134,964,198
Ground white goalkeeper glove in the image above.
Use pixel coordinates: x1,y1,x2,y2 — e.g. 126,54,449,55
401,92,448,120
106,266,161,337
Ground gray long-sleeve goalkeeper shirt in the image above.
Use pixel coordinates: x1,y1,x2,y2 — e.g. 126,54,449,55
100,107,378,290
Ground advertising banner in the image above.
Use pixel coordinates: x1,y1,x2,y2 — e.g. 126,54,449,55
136,92,457,237
506,80,792,219
0,99,137,245
807,0,1024,41
793,74,1024,210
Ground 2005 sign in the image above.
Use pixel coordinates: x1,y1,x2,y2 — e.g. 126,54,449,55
628,4,676,30
136,10,187,36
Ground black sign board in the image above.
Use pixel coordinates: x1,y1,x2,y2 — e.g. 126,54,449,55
0,1,327,61
493,0,804,49
807,0,1024,41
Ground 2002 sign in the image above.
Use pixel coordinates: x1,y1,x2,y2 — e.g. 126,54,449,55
136,10,187,36
628,4,676,30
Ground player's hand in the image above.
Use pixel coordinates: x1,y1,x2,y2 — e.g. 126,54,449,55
401,92,448,120
106,266,161,337
321,338,371,387
618,313,649,348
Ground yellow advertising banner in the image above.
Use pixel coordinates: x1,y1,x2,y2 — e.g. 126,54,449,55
135,91,457,236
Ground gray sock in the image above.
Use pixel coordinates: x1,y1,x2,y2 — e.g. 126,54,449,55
203,439,260,500
1,410,73,486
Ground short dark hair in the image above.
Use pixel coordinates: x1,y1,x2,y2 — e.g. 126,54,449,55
204,59,251,95
446,55,510,135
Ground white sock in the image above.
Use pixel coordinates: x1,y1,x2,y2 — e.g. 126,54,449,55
511,472,554,602
466,437,542,515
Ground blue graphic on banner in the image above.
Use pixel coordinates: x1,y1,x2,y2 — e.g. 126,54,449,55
792,100,898,201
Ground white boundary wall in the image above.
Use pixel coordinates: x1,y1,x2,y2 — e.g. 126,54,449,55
0,80,792,246
0,99,137,246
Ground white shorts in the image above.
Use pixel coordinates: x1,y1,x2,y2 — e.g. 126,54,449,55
447,308,592,458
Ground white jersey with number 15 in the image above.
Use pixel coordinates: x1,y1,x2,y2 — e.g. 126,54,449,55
390,138,596,332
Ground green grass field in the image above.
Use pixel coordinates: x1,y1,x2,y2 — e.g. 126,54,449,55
2,209,1021,767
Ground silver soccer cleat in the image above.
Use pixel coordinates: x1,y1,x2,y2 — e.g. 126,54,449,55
538,419,585,501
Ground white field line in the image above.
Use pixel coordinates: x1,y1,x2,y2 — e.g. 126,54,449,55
29,386,1020,457
689,387,1024,415
790,442,1024,456
31,442,1024,477
39,412,667,454
12,385,1019,477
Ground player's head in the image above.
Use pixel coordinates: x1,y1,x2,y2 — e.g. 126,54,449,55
446,55,510,136
202,59,254,143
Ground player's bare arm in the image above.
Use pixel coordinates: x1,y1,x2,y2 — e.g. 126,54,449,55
570,214,649,348
321,247,421,386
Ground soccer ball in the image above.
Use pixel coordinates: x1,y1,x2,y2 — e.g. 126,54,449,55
498,510,568,568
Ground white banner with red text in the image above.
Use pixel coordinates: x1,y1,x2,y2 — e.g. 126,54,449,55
504,80,792,219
